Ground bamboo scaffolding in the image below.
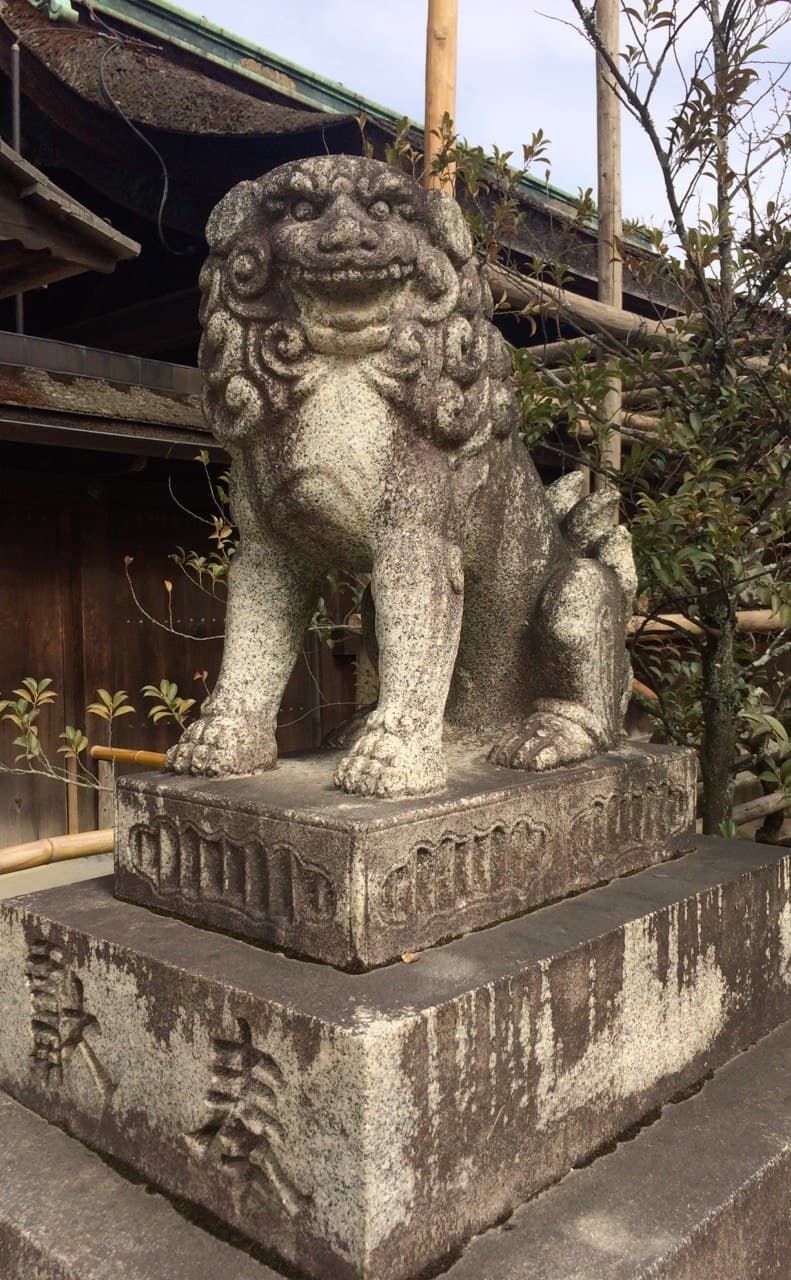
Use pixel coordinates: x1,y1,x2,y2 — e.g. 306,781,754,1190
485,263,675,345
629,611,783,638
732,790,790,827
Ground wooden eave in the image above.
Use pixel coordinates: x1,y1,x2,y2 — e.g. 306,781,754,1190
0,137,139,298
0,332,214,458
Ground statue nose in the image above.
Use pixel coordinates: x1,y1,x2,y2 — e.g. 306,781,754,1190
318,209,378,253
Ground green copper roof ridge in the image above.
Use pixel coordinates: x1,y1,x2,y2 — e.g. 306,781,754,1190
90,0,405,121
89,0,650,244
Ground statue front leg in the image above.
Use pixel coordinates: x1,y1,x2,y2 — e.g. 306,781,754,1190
167,531,317,777
334,530,463,799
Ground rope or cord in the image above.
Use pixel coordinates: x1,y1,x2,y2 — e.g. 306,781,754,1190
97,35,192,255
10,6,191,255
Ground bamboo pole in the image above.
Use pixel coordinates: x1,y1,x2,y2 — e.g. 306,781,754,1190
424,0,458,193
629,610,783,638
0,829,113,876
528,335,599,366
485,263,675,344
732,790,790,827
594,0,622,490
90,746,167,768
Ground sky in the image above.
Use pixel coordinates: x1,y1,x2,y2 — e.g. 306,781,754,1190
188,1,789,234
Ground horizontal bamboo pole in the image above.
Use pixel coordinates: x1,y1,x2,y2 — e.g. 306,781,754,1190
528,335,598,366
90,746,167,768
732,790,790,827
630,611,783,638
486,263,675,345
0,829,113,875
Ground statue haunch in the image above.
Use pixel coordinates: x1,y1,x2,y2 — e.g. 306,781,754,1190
167,156,637,798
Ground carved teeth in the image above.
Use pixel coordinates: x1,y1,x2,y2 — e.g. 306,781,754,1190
291,263,413,284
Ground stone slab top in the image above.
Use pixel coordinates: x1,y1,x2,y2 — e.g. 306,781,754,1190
4,837,787,1030
116,743,687,834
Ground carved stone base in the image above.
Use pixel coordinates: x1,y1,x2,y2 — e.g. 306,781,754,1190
3,1021,789,1279
114,742,696,968
0,839,788,1280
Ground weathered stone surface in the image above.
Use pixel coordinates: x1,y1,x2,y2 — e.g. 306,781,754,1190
0,838,788,1280
0,1091,278,1280
3,1025,788,1280
115,742,696,967
441,1018,791,1279
166,155,637,799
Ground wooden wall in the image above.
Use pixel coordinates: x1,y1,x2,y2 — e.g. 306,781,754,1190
0,443,357,845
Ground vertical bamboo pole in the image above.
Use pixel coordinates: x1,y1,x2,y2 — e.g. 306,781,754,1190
424,0,458,192
11,41,23,334
594,0,622,490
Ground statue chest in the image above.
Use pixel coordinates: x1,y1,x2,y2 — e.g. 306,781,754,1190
266,361,400,564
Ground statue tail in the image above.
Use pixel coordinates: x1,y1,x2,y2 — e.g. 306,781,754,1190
545,476,637,607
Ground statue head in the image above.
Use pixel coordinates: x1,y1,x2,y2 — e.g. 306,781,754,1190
199,155,515,453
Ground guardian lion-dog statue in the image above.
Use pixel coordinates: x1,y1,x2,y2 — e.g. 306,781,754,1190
168,156,636,798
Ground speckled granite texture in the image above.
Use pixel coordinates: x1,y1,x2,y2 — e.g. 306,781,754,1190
115,742,696,966
167,156,636,798
1,839,788,1280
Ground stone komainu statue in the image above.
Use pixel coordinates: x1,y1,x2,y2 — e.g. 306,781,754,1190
168,156,637,798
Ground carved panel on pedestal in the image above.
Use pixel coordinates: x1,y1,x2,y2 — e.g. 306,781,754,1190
128,815,336,927
568,781,691,869
377,818,548,927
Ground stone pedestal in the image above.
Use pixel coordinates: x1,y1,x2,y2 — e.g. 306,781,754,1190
114,743,696,968
1,839,788,1280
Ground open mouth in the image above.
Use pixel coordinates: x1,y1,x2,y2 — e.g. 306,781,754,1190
290,262,414,285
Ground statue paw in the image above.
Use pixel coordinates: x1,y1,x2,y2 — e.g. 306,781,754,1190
488,712,600,772
334,726,446,799
166,710,277,778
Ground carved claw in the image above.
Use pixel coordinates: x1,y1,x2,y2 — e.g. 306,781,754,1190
489,712,601,773
334,726,446,799
167,710,277,778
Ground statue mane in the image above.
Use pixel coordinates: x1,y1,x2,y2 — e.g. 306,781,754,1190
198,156,515,459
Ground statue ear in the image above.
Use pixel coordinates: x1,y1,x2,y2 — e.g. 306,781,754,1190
206,180,260,254
426,189,473,265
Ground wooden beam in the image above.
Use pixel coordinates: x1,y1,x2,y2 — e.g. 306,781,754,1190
424,0,458,193
0,362,203,429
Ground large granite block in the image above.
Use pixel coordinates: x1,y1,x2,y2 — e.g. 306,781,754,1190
442,1018,791,1279
4,1023,788,1280
0,839,788,1280
114,742,696,968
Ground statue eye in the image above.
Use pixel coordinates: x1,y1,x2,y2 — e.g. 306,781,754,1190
368,200,391,221
292,199,319,221
230,250,257,282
